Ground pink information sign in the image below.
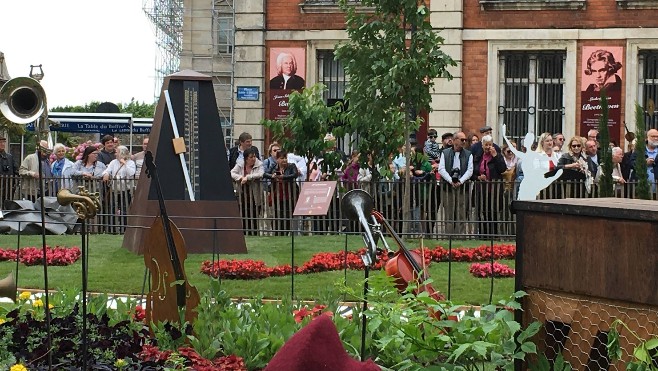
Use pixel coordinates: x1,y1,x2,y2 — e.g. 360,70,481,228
293,181,337,216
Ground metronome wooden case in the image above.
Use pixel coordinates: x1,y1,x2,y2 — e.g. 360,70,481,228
123,70,246,254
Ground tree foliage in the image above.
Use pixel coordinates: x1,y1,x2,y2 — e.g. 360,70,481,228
52,98,156,118
634,103,651,199
260,84,344,179
0,98,155,144
335,0,456,172
334,0,456,231
597,90,613,197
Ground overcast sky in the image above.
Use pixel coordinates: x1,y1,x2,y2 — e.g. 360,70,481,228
1,0,158,108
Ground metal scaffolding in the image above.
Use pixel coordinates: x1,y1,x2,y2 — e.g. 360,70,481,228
142,0,235,146
142,0,184,99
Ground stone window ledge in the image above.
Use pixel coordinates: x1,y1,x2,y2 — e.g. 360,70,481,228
299,1,373,14
479,0,586,11
617,0,658,9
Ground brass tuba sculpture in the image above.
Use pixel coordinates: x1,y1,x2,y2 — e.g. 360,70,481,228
57,187,101,220
0,68,57,143
0,272,17,302
0,76,46,124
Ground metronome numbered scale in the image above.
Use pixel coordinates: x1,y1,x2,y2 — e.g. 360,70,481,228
183,81,200,200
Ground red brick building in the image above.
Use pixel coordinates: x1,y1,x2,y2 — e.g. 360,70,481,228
184,0,658,152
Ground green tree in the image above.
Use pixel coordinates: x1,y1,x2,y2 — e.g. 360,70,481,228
597,90,613,197
335,0,456,233
634,103,651,199
261,84,344,179
52,98,156,117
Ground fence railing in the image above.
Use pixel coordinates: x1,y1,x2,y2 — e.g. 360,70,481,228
0,174,656,238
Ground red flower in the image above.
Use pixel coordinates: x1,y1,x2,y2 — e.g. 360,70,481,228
0,245,81,266
133,305,146,322
138,344,171,363
468,262,515,278
199,244,517,280
293,304,332,323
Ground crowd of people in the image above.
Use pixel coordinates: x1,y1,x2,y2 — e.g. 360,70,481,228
0,134,144,232
1,125,657,237
226,126,658,237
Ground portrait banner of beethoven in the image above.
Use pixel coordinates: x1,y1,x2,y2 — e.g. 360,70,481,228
580,46,623,145
268,47,306,121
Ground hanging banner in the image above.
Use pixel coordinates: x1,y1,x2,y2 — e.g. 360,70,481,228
580,46,623,145
268,47,306,121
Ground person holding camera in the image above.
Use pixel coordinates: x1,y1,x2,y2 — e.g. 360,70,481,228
264,150,299,235
438,132,473,236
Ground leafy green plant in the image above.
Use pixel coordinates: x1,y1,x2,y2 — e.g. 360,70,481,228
336,271,540,370
0,289,149,369
608,319,658,371
261,83,344,180
529,352,573,371
634,103,652,199
188,279,312,370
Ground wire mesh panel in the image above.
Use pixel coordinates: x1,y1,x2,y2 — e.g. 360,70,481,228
515,198,658,371
524,289,658,370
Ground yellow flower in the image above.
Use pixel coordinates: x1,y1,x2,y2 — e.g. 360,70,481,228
0,318,5,325
19,292,31,301
48,303,54,310
114,358,127,368
32,299,43,308
10,364,27,371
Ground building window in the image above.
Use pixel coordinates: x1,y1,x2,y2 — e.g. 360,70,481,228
639,50,658,130
215,16,233,54
498,51,566,141
480,0,585,11
617,0,658,9
317,50,347,104
300,0,368,13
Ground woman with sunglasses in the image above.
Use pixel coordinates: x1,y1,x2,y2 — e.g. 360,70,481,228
557,136,593,196
557,136,589,175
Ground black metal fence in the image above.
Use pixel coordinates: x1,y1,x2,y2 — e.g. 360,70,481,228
0,174,656,238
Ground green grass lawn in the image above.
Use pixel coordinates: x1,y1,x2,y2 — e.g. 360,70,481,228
0,234,515,305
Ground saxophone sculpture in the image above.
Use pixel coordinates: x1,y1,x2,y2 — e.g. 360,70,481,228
57,187,101,220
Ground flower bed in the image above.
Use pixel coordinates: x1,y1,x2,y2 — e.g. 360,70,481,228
200,244,516,279
0,278,538,370
469,261,516,278
0,246,81,266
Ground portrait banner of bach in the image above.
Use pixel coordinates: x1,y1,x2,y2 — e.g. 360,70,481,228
269,47,306,121
580,46,623,145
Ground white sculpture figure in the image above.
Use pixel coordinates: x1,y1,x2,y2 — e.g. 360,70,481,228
501,124,563,201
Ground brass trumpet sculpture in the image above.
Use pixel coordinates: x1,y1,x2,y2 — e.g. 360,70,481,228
0,272,17,302
57,187,101,220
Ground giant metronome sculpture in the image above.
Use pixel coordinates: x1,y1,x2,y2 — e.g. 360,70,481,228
123,70,246,254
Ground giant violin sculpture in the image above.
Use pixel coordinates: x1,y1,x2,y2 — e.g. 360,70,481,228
372,210,445,302
143,151,200,325
342,189,445,301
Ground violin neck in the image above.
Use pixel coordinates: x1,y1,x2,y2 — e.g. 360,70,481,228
149,157,186,284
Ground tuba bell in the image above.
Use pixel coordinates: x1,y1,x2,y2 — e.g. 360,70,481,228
341,189,379,265
0,272,17,302
0,76,47,124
